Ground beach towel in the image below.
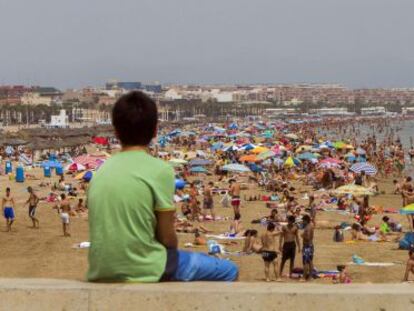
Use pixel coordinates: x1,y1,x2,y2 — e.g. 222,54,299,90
206,234,245,240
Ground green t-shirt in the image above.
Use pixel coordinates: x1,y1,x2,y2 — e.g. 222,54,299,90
87,150,175,282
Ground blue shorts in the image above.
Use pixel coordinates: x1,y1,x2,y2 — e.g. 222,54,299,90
174,250,238,282
302,244,314,264
4,207,15,220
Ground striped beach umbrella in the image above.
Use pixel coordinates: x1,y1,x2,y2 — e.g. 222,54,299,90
350,162,377,176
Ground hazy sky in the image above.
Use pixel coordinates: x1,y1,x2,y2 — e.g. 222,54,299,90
0,0,413,89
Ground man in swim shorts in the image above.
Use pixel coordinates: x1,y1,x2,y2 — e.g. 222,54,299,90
261,222,281,281
302,214,315,281
58,193,71,237
26,186,40,228
2,187,15,232
279,215,301,278
229,179,241,217
203,181,215,220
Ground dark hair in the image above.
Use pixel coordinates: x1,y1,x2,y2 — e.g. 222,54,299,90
267,222,276,231
6,187,10,192
112,91,158,146
302,214,311,223
287,215,296,224
337,265,346,272
61,193,66,200
407,177,412,182
382,216,389,222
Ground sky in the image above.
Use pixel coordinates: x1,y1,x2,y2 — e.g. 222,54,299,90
0,0,413,89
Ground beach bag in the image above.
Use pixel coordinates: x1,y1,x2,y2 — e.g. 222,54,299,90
399,232,414,250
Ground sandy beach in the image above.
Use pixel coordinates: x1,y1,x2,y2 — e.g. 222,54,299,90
0,163,410,283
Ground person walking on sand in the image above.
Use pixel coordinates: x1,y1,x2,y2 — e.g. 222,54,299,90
2,187,15,232
261,222,281,282
25,186,39,228
58,194,71,237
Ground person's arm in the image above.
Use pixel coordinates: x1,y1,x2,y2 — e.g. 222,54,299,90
155,210,178,249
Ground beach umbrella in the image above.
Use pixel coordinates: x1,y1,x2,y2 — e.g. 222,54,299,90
189,159,212,166
334,184,374,196
222,164,251,173
333,141,346,149
400,204,414,215
190,166,208,173
251,146,269,154
295,145,312,153
320,158,342,165
297,152,317,161
350,162,377,176
240,143,256,151
169,159,188,165
356,147,366,155
257,150,276,161
211,142,224,151
239,155,258,163
285,133,299,140
65,162,86,172
284,156,296,168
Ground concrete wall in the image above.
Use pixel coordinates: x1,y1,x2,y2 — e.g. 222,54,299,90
0,278,413,311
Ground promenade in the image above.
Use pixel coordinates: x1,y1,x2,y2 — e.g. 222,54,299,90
0,278,412,311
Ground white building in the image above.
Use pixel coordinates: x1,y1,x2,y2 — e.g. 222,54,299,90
164,89,183,100
310,107,354,116
50,110,69,128
361,106,386,115
213,92,233,103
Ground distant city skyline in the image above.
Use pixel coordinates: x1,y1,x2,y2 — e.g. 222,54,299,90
1,0,413,89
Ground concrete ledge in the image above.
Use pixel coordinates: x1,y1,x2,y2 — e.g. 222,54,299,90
0,278,413,311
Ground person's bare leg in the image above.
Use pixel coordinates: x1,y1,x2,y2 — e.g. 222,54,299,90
273,260,280,281
289,259,294,278
279,258,287,277
264,262,270,282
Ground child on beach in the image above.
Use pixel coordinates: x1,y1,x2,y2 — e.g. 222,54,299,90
333,265,351,284
261,222,281,282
